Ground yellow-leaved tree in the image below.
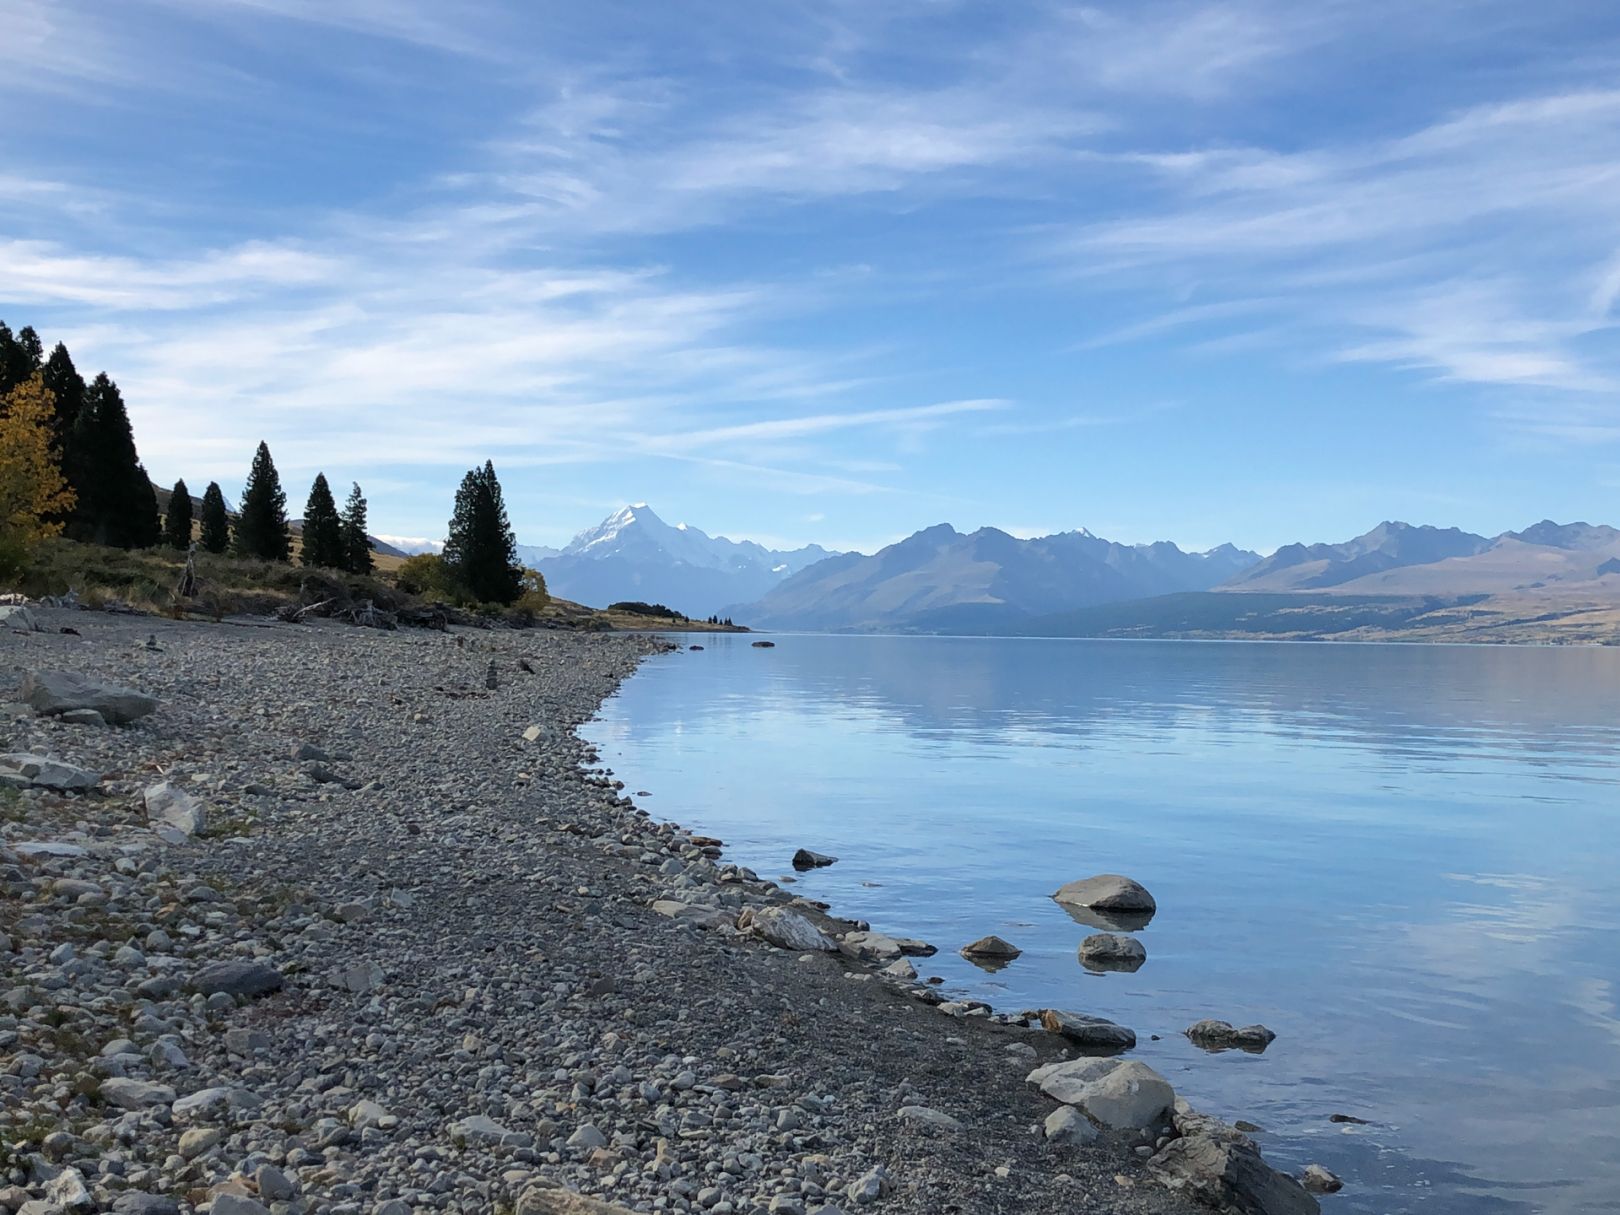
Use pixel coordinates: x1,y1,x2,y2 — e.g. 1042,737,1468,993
0,374,76,567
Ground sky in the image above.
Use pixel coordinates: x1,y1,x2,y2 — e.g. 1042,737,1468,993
3,1,1620,556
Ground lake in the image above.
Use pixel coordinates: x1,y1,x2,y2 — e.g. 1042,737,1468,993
582,634,1620,1214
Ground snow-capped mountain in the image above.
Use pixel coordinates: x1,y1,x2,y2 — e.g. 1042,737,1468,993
534,504,840,617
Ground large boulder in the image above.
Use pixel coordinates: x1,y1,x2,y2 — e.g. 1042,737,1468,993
1040,1009,1137,1053
1150,1134,1321,1215
1079,933,1147,972
0,753,99,792
20,670,158,724
143,782,207,837
737,906,837,952
840,930,903,962
1028,1057,1174,1130
960,934,1021,960
0,605,40,632
1052,873,1156,913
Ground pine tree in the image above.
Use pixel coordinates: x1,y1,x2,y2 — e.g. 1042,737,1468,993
67,373,160,548
163,479,193,549
235,441,291,561
299,473,343,568
340,481,372,574
41,343,86,453
199,481,230,553
443,460,521,604
0,323,45,398
0,374,75,547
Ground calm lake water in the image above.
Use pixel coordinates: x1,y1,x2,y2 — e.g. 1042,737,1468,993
582,634,1620,1215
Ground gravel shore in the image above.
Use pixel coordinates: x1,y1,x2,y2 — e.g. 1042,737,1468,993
1,611,1266,1215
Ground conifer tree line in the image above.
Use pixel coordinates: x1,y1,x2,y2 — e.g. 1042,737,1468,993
0,320,375,573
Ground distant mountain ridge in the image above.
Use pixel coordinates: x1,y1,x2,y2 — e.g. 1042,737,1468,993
737,523,1260,631
1221,519,1620,596
535,504,841,618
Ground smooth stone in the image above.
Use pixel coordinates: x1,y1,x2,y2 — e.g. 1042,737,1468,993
959,934,1021,959
791,848,837,870
1052,873,1156,913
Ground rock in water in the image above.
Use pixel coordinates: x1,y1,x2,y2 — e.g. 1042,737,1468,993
738,906,838,952
1078,932,1147,972
1186,1019,1278,1053
959,935,1021,960
1040,1009,1137,1053
1301,1164,1343,1194
1150,1135,1321,1215
791,848,837,870
20,669,158,724
143,781,207,836
1052,873,1156,913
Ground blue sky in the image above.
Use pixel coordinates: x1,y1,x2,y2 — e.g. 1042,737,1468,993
4,1,1619,555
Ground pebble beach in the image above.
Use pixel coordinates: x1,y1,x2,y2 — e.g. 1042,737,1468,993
0,611,1316,1215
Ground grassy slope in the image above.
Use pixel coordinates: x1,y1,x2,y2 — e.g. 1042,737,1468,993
6,539,743,632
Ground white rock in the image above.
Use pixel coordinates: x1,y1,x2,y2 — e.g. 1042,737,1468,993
1027,1058,1174,1130
897,1105,963,1131
738,906,837,952
143,781,207,836
99,1078,177,1109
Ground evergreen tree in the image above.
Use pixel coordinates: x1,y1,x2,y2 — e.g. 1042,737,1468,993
340,481,372,574
235,441,291,561
0,322,29,398
299,473,343,568
199,481,230,553
67,373,160,548
41,343,86,453
443,460,521,604
163,479,193,549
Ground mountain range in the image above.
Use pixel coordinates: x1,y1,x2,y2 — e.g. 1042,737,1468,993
738,524,1259,631
520,507,1620,642
533,505,840,619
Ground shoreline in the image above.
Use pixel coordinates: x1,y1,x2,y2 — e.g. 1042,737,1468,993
1,612,1309,1215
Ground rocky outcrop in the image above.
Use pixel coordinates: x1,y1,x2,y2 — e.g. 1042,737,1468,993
1150,1134,1320,1215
